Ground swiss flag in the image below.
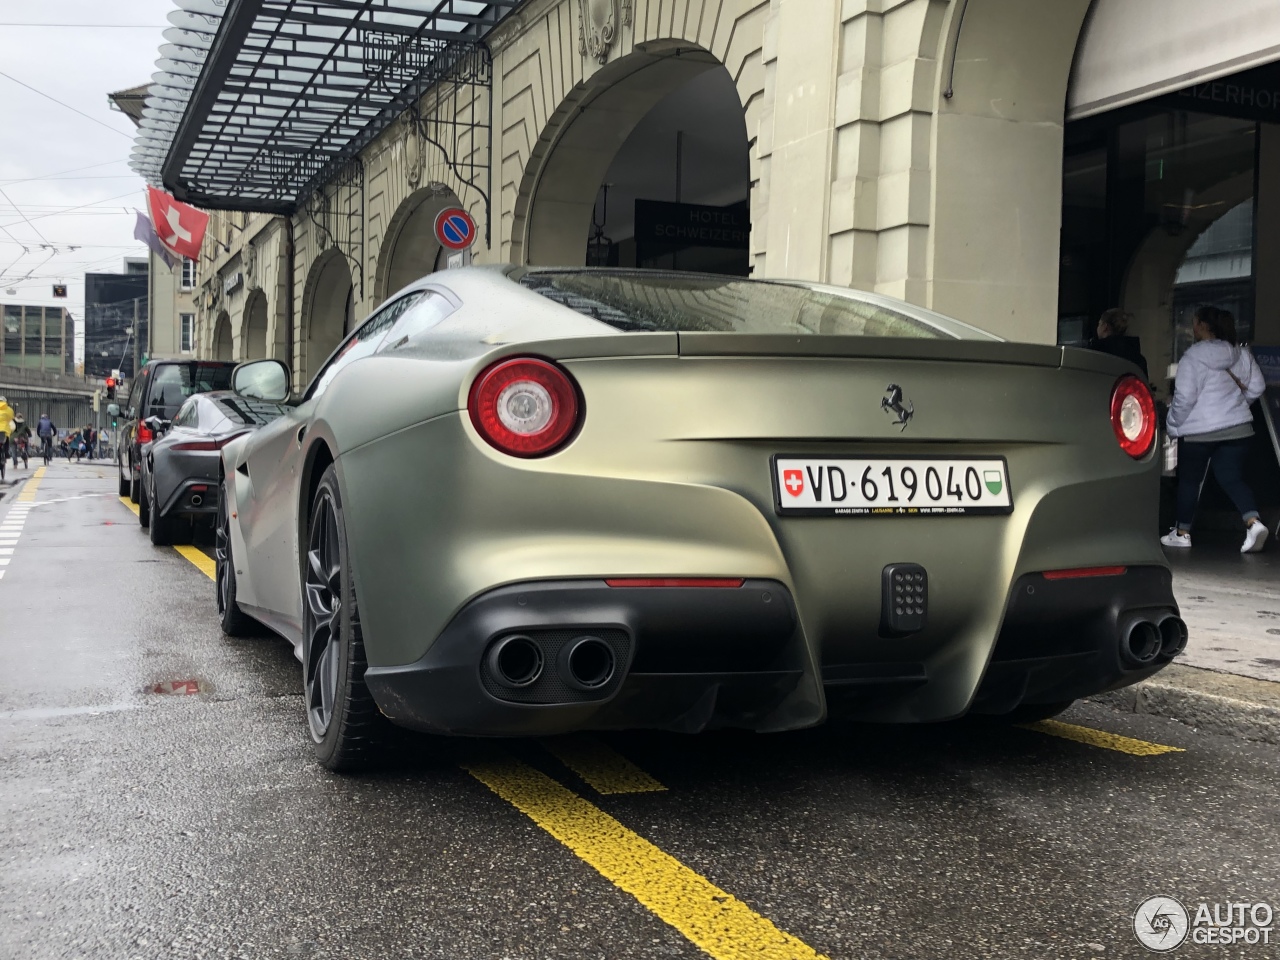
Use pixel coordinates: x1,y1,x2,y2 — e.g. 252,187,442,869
147,186,210,261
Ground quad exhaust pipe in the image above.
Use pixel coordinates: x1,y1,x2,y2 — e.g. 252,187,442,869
1157,615,1188,658
487,634,543,688
1119,614,1188,669
559,636,616,691
485,634,618,693
190,494,203,506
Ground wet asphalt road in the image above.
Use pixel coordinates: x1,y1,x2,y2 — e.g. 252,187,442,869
1,462,1278,960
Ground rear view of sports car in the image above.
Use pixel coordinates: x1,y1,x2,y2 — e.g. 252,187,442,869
141,392,289,545
215,267,1185,771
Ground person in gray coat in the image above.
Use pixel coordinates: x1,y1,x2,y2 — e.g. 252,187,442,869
1162,305,1267,553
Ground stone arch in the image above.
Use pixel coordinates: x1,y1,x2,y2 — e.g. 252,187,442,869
242,288,269,360
211,310,232,361
373,184,463,303
299,248,354,385
511,42,752,267
927,0,1093,341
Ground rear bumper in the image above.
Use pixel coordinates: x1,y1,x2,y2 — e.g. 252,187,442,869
364,579,812,736
363,567,1180,736
158,471,218,519
968,565,1181,713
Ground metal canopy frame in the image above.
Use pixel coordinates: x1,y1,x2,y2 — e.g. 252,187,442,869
131,0,518,216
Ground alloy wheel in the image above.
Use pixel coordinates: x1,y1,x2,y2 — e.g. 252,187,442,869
215,490,231,615
303,491,342,742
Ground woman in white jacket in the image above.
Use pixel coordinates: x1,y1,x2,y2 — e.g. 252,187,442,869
1163,305,1267,553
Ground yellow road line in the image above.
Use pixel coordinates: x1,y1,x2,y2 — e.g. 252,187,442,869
175,545,216,581
118,497,215,580
465,757,828,960
541,735,667,795
1024,719,1184,756
17,466,46,502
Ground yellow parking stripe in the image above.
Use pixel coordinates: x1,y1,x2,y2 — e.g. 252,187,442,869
1024,719,1184,756
118,497,215,581
175,545,216,581
17,466,46,502
465,757,828,960
541,735,667,795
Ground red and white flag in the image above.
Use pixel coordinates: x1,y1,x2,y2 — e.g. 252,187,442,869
146,186,210,261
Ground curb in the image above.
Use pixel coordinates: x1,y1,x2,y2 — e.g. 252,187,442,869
1090,663,1280,745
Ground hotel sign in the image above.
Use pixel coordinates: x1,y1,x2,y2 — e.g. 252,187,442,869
634,200,750,251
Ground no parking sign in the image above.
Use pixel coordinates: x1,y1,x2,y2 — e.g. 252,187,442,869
435,207,477,251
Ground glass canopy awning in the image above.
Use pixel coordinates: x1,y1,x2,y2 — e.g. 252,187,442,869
132,0,520,214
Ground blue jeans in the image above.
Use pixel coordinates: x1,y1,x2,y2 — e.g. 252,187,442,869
1175,437,1260,531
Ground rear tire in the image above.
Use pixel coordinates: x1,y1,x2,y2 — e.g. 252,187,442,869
147,482,172,546
138,475,150,528
302,465,388,772
129,468,140,504
117,464,129,497
215,481,254,637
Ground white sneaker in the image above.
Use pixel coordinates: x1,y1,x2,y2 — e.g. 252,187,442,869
1241,522,1269,554
1160,528,1192,548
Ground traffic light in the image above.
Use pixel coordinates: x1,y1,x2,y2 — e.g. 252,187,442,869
52,284,67,298
105,376,116,400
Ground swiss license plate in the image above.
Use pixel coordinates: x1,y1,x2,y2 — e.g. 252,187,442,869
773,457,1013,517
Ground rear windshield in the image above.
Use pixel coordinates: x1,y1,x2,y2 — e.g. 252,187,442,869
208,396,289,428
519,270,995,340
145,363,236,419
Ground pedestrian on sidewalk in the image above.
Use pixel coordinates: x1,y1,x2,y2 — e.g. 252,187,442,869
1088,307,1149,379
1162,305,1268,553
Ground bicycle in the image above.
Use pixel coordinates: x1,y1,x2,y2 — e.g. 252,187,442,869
41,435,52,466
13,438,28,470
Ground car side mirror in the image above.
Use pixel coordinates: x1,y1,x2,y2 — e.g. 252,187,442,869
144,416,170,435
232,358,290,402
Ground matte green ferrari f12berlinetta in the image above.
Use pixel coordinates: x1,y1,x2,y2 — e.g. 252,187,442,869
215,267,1183,770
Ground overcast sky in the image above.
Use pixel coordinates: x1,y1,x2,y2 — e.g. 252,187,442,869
0,0,175,361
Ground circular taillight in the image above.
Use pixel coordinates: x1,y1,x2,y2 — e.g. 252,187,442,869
468,357,581,457
1110,375,1156,459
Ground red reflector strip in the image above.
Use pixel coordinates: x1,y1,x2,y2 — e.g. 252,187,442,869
1042,566,1127,581
604,578,745,589
189,485,208,492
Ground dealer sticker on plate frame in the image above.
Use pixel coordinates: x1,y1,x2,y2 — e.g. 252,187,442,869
772,456,1013,517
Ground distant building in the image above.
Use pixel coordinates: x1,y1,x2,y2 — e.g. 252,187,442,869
0,302,73,374
84,258,147,379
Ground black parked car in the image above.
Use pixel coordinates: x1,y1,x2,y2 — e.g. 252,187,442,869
139,391,290,545
116,360,238,502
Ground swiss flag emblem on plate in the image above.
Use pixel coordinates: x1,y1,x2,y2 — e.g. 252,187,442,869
783,469,805,497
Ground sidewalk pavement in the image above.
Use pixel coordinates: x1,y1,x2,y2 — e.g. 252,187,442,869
1089,544,1280,745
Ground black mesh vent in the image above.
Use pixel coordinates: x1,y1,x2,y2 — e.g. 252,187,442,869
480,629,631,705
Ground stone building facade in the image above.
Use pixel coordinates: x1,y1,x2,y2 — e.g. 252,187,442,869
186,0,1280,397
